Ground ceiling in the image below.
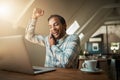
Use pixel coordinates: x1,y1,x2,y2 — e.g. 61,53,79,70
0,0,31,23
0,0,120,45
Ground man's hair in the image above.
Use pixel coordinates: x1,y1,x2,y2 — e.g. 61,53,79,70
48,14,66,25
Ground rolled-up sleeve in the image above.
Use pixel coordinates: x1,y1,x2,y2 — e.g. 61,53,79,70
25,19,45,46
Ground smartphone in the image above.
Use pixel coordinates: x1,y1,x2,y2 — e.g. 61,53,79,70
50,34,54,39
50,34,56,40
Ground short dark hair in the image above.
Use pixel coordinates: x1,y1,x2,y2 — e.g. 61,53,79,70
48,14,66,25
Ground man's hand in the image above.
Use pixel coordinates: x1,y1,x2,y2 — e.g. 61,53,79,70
32,8,44,19
49,34,56,46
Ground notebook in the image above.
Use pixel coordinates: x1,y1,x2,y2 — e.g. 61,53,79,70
0,35,56,74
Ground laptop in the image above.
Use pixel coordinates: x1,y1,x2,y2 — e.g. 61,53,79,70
0,35,56,74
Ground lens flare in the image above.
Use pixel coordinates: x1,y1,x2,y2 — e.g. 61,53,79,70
0,3,12,18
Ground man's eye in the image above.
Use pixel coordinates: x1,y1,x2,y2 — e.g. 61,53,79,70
54,23,59,26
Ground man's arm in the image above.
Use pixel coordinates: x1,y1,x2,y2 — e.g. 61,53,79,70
25,8,45,46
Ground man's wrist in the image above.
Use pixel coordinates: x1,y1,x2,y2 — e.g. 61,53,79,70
32,15,38,20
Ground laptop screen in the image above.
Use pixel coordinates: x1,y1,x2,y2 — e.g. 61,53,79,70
0,35,48,74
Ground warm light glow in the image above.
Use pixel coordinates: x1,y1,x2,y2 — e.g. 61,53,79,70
0,2,12,18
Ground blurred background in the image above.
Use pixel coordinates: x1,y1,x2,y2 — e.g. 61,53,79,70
0,0,120,64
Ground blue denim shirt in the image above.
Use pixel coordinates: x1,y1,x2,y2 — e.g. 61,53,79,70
25,19,81,68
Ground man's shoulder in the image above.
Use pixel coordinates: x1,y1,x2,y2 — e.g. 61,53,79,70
67,34,79,38
67,34,79,40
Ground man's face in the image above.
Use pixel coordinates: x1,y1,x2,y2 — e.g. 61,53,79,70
48,17,66,39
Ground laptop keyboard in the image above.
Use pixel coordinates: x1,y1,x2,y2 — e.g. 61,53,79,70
33,68,43,71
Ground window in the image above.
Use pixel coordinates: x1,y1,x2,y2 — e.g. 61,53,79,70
79,33,84,40
66,20,80,35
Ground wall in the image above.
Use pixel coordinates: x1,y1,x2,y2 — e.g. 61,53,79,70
0,0,118,65
92,24,120,53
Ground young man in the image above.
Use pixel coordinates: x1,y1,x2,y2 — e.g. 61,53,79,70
25,8,80,68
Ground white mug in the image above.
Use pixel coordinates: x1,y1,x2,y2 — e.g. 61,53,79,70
82,60,97,71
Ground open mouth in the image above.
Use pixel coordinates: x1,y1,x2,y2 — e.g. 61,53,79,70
52,31,59,37
53,32,58,37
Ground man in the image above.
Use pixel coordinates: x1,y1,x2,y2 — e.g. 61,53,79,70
25,8,80,68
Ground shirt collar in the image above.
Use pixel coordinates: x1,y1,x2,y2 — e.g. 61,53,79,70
57,34,68,43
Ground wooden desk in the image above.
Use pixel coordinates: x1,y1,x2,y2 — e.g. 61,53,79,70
0,68,109,80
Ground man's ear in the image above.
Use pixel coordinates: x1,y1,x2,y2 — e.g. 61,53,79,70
63,24,67,31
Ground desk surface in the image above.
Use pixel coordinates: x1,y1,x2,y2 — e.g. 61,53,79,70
0,68,109,80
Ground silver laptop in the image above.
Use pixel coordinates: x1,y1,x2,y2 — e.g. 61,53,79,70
0,35,56,74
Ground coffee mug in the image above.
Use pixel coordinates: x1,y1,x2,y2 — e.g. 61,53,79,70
82,60,97,71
